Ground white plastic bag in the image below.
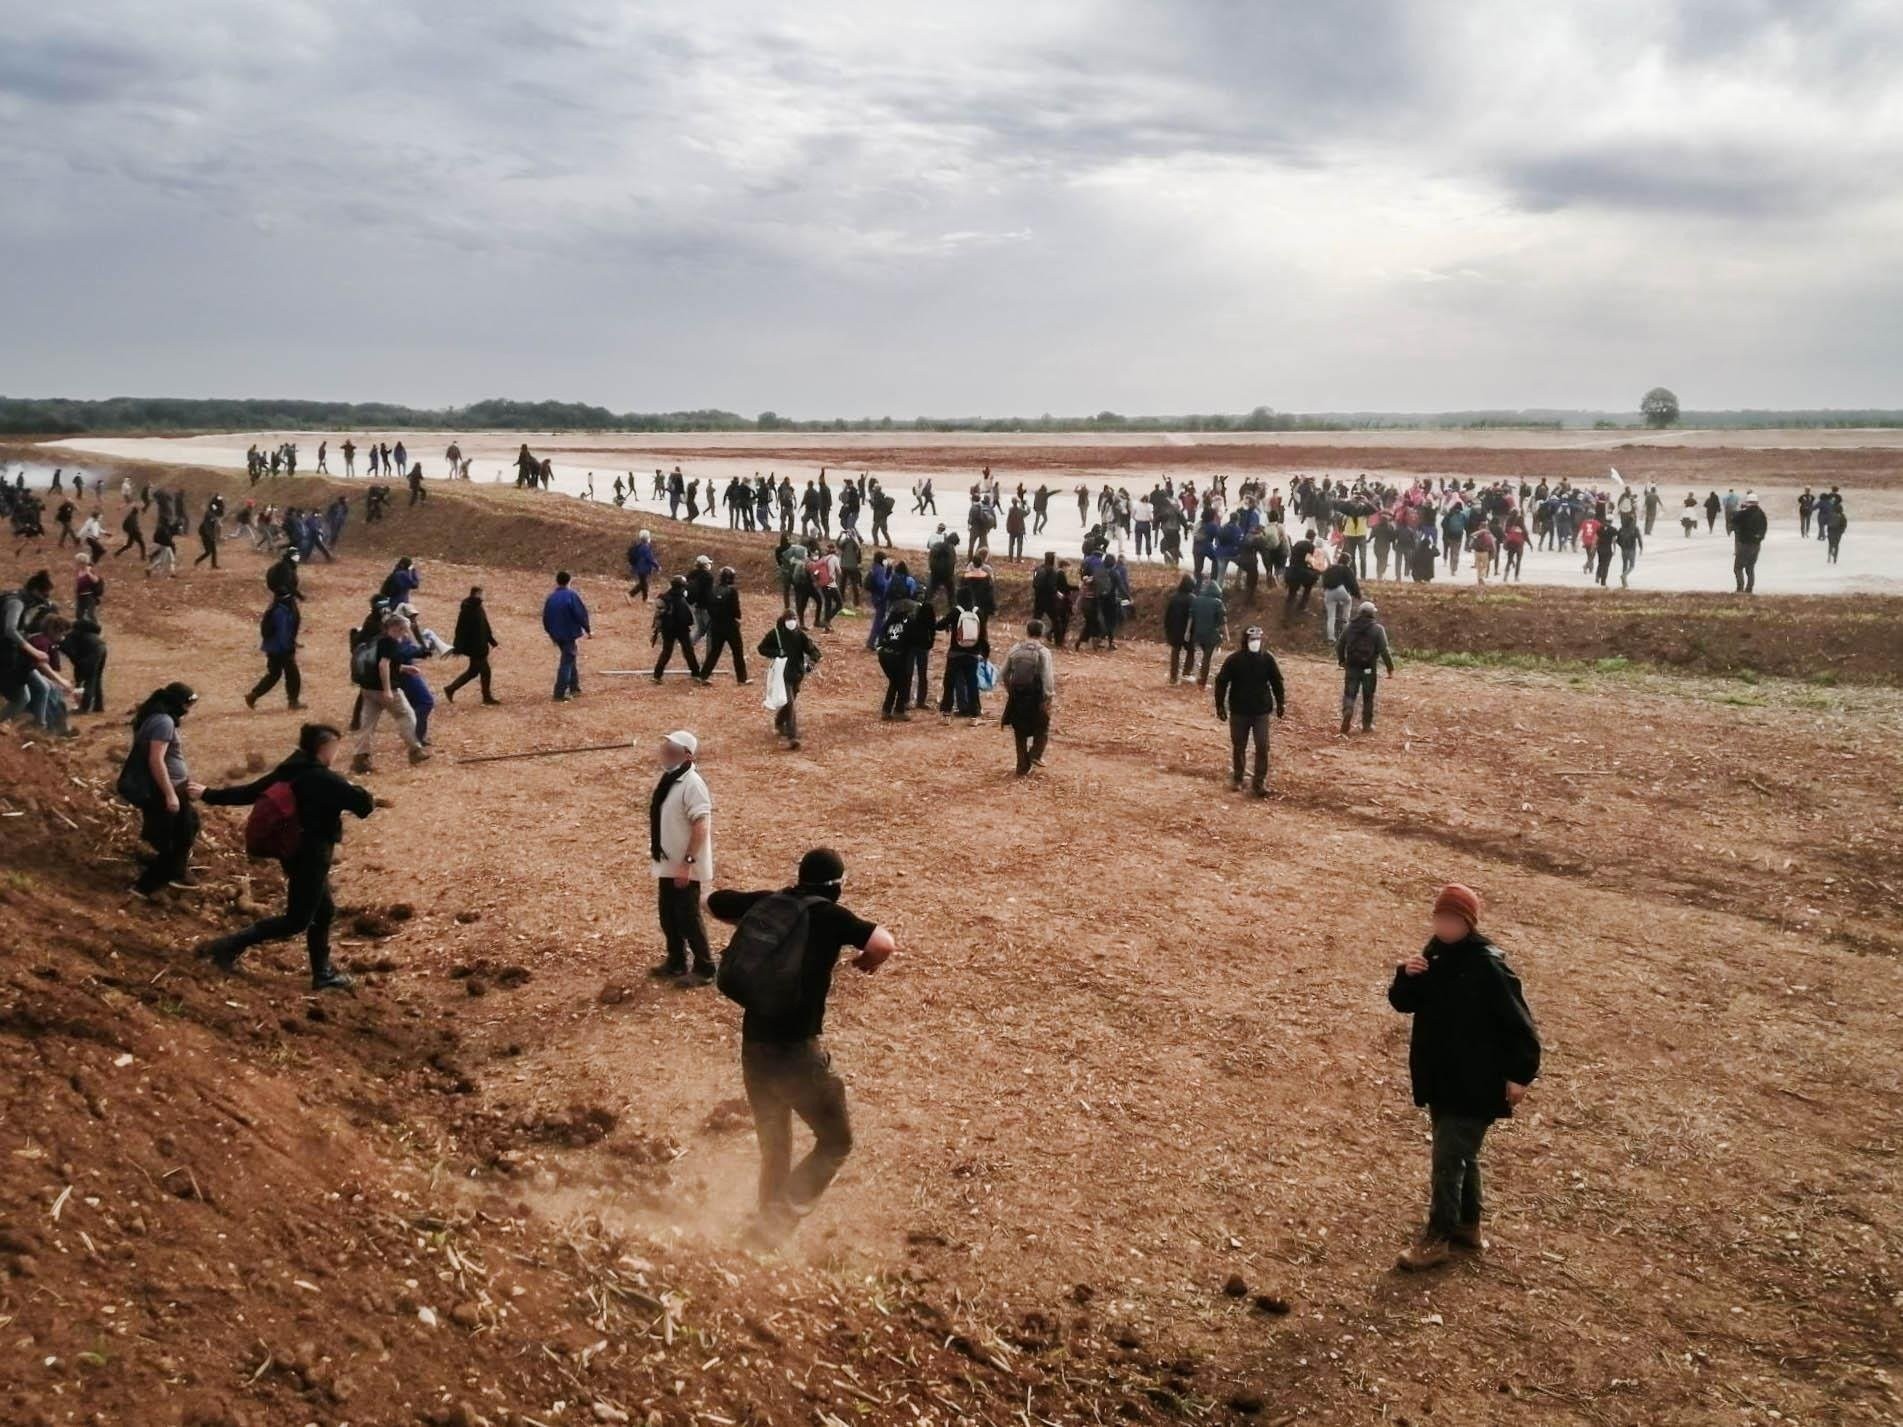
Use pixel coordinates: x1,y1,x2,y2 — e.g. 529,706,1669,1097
763,657,790,711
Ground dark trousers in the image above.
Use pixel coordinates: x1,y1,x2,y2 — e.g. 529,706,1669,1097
911,649,931,706
217,844,337,977
654,633,701,679
879,651,911,716
445,654,493,700
115,533,146,558
1734,542,1760,592
939,654,980,717
774,680,803,741
554,640,580,697
76,655,105,714
1428,1110,1490,1233
136,798,199,894
743,1039,852,1217
1008,694,1050,775
194,536,219,567
700,625,748,682
1169,642,1206,684
657,878,712,972
1342,667,1378,728
250,651,301,706
1229,712,1269,788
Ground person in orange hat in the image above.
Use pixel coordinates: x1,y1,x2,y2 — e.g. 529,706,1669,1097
1388,884,1541,1271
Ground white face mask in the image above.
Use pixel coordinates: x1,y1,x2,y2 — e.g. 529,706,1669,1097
1246,637,1262,652
783,617,798,630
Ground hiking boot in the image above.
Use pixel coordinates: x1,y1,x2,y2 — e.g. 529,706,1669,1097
195,935,244,972
1339,716,1353,737
1449,1223,1484,1252
1396,1230,1453,1272
481,697,501,705
786,739,802,751
288,700,306,711
1251,784,1269,799
1229,774,1243,791
243,691,258,710
649,961,687,980
408,747,432,766
443,685,456,703
350,753,373,775
688,961,717,984
312,968,357,992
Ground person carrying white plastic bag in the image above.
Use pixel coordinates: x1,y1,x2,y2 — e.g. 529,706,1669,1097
757,614,822,751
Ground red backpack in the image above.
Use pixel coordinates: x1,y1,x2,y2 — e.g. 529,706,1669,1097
245,781,303,860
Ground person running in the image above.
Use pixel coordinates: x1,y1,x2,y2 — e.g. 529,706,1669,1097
1388,884,1541,1271
1732,492,1768,593
759,611,821,750
444,586,500,704
1336,600,1396,735
542,570,592,701
351,612,430,772
196,723,374,990
707,847,896,1249
123,683,205,899
998,620,1054,776
652,575,702,681
193,504,221,568
1212,624,1286,797
650,731,716,983
115,504,146,560
245,590,304,710
627,531,660,602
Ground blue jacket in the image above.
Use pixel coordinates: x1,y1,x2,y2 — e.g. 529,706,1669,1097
260,599,299,656
628,540,660,577
542,586,591,642
865,563,891,606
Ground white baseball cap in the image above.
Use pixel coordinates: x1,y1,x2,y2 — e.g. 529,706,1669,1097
664,730,698,757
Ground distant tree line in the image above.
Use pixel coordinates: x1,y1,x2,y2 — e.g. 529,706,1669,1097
2,394,1900,437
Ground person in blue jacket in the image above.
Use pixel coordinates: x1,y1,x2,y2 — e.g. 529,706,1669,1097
1211,516,1243,589
627,531,661,602
245,590,303,710
863,553,892,651
542,570,592,701
393,616,437,744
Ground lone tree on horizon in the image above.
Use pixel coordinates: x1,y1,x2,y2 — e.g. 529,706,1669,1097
1641,386,1680,428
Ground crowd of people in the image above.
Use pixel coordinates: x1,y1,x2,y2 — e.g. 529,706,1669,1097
20,438,1880,1268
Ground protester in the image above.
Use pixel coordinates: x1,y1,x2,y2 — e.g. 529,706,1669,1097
707,847,896,1248
444,586,500,704
197,723,375,990
1336,601,1396,735
1212,624,1287,797
245,589,304,710
699,567,749,685
652,575,702,681
122,683,205,899
999,619,1055,776
0,571,70,729
351,612,430,772
542,570,592,701
650,731,716,982
1732,492,1768,594
1387,884,1541,1270
758,611,821,751
1188,578,1227,688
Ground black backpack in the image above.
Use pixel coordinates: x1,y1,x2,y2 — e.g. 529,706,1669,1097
1342,619,1381,669
716,893,820,1016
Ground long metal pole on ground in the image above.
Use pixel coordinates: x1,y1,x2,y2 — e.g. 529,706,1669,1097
597,668,736,677
455,739,634,766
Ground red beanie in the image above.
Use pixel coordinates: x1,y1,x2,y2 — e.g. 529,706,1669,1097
1433,883,1481,929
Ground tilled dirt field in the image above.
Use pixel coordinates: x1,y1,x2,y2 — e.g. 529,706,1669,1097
1,476,1900,1426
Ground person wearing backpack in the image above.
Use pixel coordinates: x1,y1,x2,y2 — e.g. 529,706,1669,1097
1212,624,1287,797
196,723,374,990
707,847,896,1249
936,597,988,720
1335,600,1396,736
650,731,716,982
1,571,68,729
246,590,304,711
1188,578,1227,688
351,612,430,772
758,612,821,750
876,594,922,721
999,620,1055,776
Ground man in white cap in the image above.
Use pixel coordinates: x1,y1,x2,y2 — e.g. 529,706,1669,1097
1732,492,1768,594
650,731,715,982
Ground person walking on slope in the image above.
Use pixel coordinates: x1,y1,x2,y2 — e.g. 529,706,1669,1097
245,590,304,710
444,586,500,704
197,722,374,991
650,731,716,983
707,847,897,1250
1388,884,1541,1270
1188,577,1227,688
123,682,205,899
352,612,431,771
1336,601,1396,735
758,611,821,751
627,531,660,602
543,570,591,700
999,620,1054,776
1212,624,1286,797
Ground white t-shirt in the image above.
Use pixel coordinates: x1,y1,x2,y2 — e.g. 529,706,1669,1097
650,766,714,882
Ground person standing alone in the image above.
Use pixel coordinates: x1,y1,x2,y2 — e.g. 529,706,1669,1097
1212,623,1286,796
650,731,716,983
542,570,591,701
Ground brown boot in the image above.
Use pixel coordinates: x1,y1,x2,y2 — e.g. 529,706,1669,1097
1338,714,1353,737
1396,1229,1453,1272
1449,1223,1484,1251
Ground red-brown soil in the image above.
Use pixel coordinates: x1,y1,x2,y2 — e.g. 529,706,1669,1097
1,464,1899,1426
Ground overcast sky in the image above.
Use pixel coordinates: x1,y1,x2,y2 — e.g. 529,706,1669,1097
4,1,1900,416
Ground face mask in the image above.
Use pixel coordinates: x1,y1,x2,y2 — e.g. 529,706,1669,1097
1247,637,1262,652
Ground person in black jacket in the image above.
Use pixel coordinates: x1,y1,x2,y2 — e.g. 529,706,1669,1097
1211,625,1286,796
757,612,821,750
444,587,500,704
196,723,375,990
652,576,702,680
1387,884,1540,1270
698,567,748,685
1732,492,1768,593
1163,575,1196,684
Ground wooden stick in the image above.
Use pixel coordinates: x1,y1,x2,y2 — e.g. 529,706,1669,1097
455,739,633,766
